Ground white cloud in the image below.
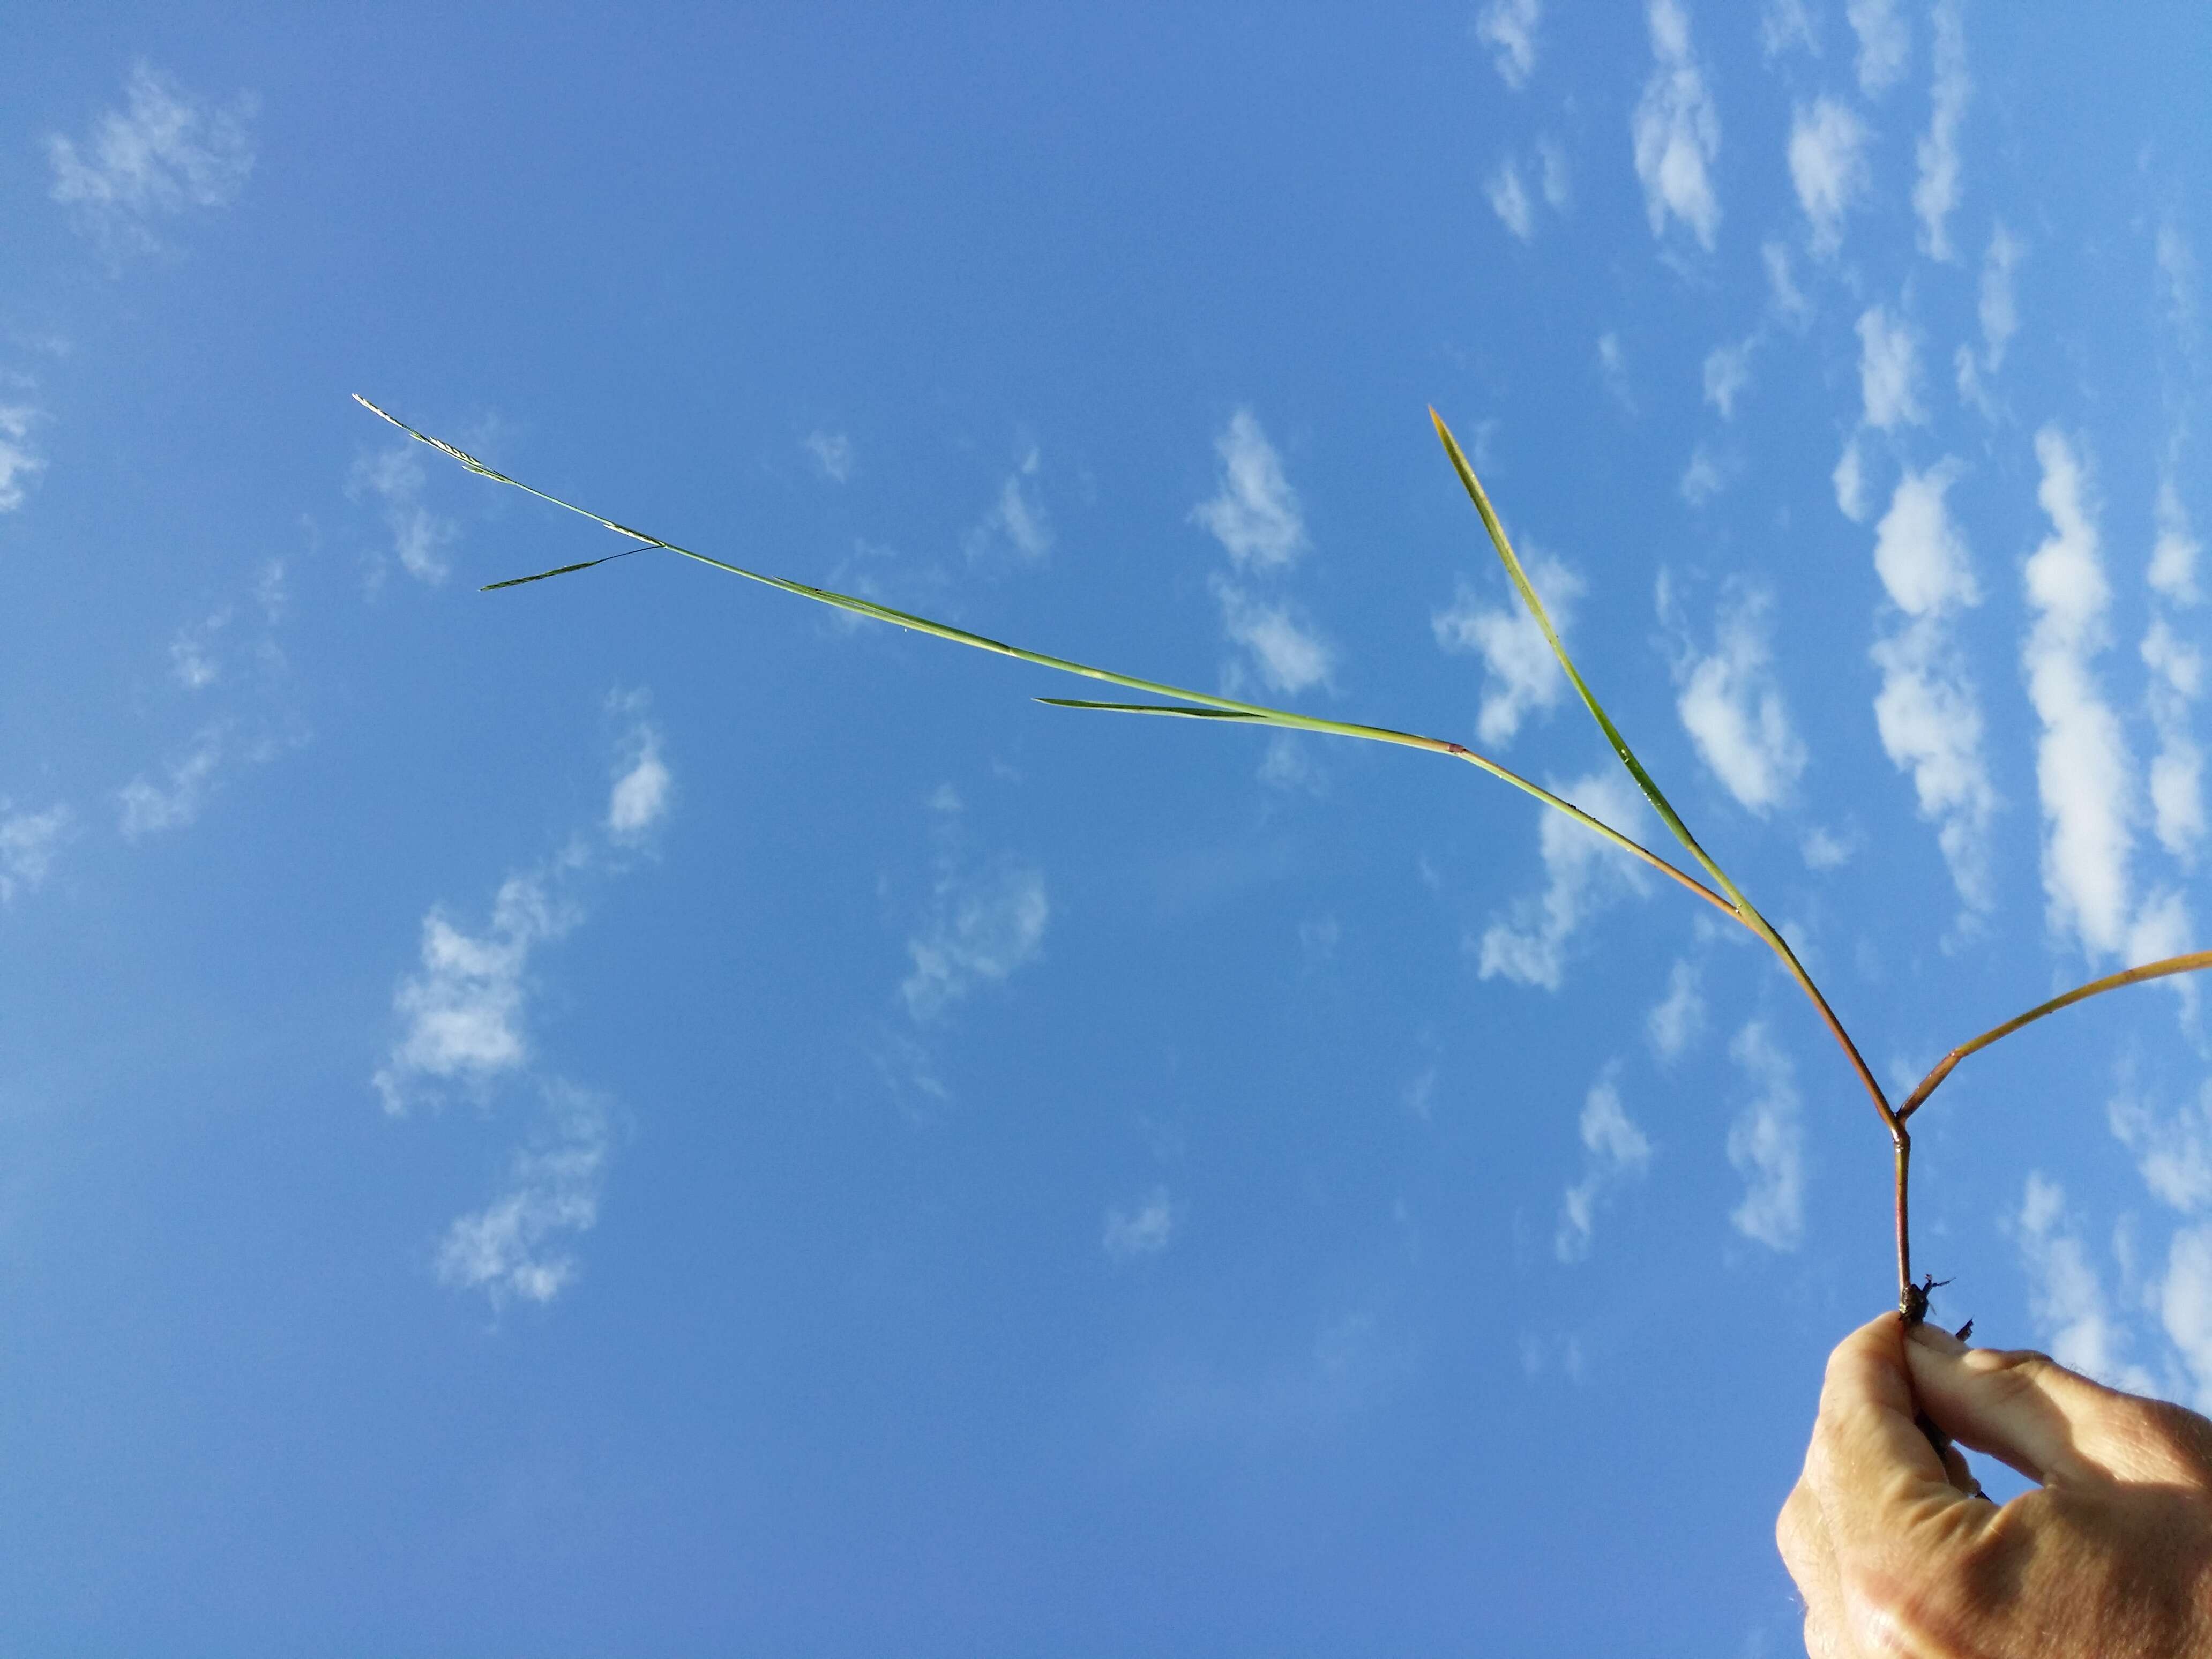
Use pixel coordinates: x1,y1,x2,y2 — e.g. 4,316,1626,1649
1556,1065,1653,1262
2162,1226,2212,1411
1477,768,1651,990
1430,552,1585,746
47,63,256,258
1727,1021,1804,1251
1912,0,1969,260
1868,464,1998,912
1597,332,1633,412
1763,241,1812,327
1760,0,1819,57
1802,825,1857,870
118,724,228,838
804,429,853,483
1833,432,1870,522
2159,220,2200,343
1631,0,1723,252
2151,475,2202,606
0,802,71,903
1857,305,1927,430
168,606,233,690
1257,732,1327,794
1646,958,1705,1060
1845,0,1910,96
373,859,582,1114
2110,1079,2212,1214
1212,577,1335,696
1977,222,2023,372
605,692,672,843
2015,1173,2157,1392
900,790,1051,1024
1104,1186,1177,1261
436,1082,610,1307
1536,138,1570,210
2023,429,2135,959
1474,0,1542,88
350,444,456,585
0,405,46,511
1486,158,1535,242
967,445,1052,563
1788,98,1871,258
1192,408,1306,571
1678,443,1729,506
1671,588,1807,815
2144,617,2205,865
1702,338,1754,419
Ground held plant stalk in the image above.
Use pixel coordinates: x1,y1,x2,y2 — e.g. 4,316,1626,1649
356,393,2211,1321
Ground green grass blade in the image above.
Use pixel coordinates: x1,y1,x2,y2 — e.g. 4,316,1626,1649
354,394,1738,921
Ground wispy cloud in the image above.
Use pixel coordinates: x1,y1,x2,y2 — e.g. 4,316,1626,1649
1867,462,1998,913
804,429,853,483
900,786,1051,1024
1912,0,1969,260
47,62,256,259
1477,768,1651,990
605,691,673,845
1667,582,1807,815
0,404,46,511
436,1082,611,1307
1678,443,1732,506
2144,477,2204,865
1104,1186,1177,1262
0,802,71,903
1760,0,1819,57
2014,1173,2156,1392
2158,219,2200,345
966,445,1053,564
1788,98,1871,257
2110,1077,2212,1215
1763,241,1813,328
1556,1064,1654,1262
1192,409,1306,571
2023,429,2135,959
1631,0,1722,253
1702,338,1755,419
350,444,457,586
1833,433,1870,522
1430,552,1584,746
1486,158,1536,242
1957,222,2023,414
1727,1022,1804,1251
118,724,233,838
1646,958,1706,1060
1845,0,1909,96
1597,332,1634,412
1474,0,1542,88
1211,577,1335,696
1857,305,1927,430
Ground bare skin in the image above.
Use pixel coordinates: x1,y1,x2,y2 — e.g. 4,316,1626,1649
1779,1314,2212,1657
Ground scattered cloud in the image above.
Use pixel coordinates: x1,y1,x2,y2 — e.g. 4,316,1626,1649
1212,577,1335,696
2151,474,2202,606
1788,98,1871,258
1845,0,1910,97
1631,0,1722,252
1977,222,2024,373
0,404,46,511
2023,429,2135,959
1536,138,1570,210
436,1082,610,1307
1257,733,1327,794
2014,1173,2156,1392
2158,219,2200,345
1912,0,1969,261
1760,0,1819,58
1474,0,1541,89
804,429,853,483
1727,1022,1804,1251
1857,305,1927,430
1192,408,1306,571
1486,158,1536,242
2160,1224,2212,1412
1104,1186,1177,1261
0,802,71,903
1702,338,1755,419
1678,443,1731,506
1867,463,1998,912
2110,1078,2212,1214
2144,477,2204,865
1646,959,1706,1060
350,444,457,585
118,724,229,838
168,605,234,690
1833,432,1869,522
47,62,257,259
1802,824,1858,870
1763,241,1812,327
605,691,672,844
1556,1064,1653,1262
900,787,1050,1024
1597,331,1634,412
1430,551,1585,746
1477,767,1651,990
966,445,1052,563
1668,584,1807,815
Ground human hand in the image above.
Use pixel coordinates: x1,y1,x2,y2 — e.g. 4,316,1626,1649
1778,1313,2212,1657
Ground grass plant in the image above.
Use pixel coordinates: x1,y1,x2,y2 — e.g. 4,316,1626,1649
357,392,2211,1322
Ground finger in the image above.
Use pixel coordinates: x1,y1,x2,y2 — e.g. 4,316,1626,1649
1803,1315,1977,1563
1776,1479,1850,1659
1904,1322,2187,1486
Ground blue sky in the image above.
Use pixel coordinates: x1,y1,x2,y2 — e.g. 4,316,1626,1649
4,4,2209,1653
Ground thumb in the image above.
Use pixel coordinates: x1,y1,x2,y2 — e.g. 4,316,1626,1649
1904,1322,2168,1487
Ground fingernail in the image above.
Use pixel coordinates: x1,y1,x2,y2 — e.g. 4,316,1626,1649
1908,1321,1968,1355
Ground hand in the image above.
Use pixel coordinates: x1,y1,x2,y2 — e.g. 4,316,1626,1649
1778,1313,2212,1657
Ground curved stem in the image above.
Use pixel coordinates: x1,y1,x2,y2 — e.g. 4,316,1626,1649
1897,950,2212,1123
